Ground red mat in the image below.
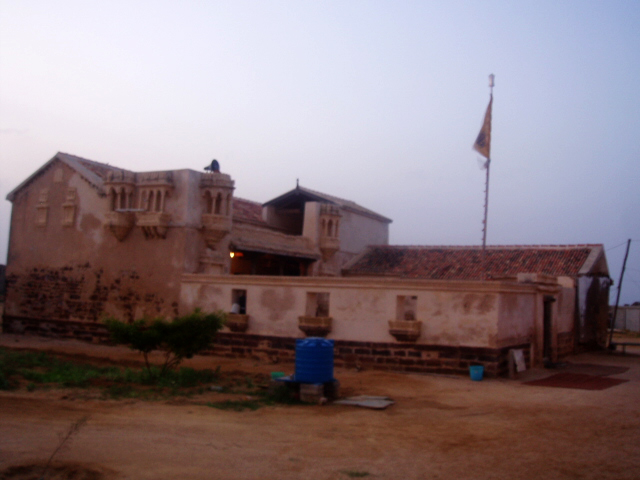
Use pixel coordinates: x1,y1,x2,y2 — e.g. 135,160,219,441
561,363,628,376
524,373,629,391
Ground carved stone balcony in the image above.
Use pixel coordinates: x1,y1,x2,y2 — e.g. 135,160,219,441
226,314,249,333
319,236,340,260
388,320,422,342
105,211,136,241
201,214,232,249
136,211,171,239
298,316,332,337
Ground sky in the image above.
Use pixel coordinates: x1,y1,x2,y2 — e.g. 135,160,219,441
1,1,639,305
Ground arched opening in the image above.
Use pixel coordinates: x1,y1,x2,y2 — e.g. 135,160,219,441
327,219,334,237
119,188,126,210
148,191,155,212
214,193,222,215
109,188,117,211
204,191,213,214
155,190,162,212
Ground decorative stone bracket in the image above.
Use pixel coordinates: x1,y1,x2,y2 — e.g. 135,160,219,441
105,211,136,241
201,213,232,249
388,320,422,342
319,236,340,261
226,314,249,333
298,316,332,337
136,212,171,239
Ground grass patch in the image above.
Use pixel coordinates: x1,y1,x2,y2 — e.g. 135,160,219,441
0,347,221,399
205,384,309,411
0,348,314,408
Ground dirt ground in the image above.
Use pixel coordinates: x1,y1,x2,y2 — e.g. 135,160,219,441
1,333,639,480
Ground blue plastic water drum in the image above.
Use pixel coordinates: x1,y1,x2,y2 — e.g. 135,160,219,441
470,365,484,381
295,338,334,384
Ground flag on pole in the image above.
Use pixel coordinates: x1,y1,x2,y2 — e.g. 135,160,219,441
473,94,492,159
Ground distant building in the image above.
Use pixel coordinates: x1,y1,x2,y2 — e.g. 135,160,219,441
3,152,611,376
610,304,640,332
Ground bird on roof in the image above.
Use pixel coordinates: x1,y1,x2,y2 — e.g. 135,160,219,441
204,159,220,172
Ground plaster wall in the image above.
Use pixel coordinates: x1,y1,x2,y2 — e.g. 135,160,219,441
5,159,190,324
338,209,389,254
301,202,321,243
556,286,576,332
180,275,540,348
496,292,537,348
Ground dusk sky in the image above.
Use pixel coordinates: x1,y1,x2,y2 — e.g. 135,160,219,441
1,1,638,304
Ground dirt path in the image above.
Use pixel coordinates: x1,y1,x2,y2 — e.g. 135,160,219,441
1,334,639,480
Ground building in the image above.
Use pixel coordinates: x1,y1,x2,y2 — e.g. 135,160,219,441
3,152,611,376
610,304,640,332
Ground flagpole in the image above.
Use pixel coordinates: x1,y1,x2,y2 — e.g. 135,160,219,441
482,157,490,252
481,74,494,279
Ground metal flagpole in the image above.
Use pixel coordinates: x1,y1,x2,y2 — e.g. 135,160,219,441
482,156,491,277
481,74,494,279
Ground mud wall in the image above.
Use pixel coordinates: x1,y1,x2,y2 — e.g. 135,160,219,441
3,158,193,327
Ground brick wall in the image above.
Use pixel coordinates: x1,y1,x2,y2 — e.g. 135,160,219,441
209,333,530,378
5,264,178,324
2,316,111,343
1,318,530,378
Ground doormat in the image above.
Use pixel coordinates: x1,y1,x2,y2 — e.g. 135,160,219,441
561,363,629,377
524,373,629,391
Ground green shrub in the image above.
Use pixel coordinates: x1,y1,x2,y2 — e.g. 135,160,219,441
104,309,225,379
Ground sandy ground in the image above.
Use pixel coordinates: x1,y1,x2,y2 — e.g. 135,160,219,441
1,333,639,480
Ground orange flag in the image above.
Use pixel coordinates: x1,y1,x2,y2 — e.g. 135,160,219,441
473,94,492,159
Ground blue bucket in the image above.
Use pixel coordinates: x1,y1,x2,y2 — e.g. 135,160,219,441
470,365,484,381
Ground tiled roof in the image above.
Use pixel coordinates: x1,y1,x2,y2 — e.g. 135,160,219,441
343,245,606,280
233,198,266,226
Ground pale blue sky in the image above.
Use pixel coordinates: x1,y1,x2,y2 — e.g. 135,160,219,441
1,1,639,304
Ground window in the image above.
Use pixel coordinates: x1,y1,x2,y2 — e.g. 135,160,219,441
231,289,247,314
396,295,417,321
306,292,330,317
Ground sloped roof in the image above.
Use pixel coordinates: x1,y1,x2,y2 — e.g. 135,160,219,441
343,245,608,280
6,152,120,201
230,223,320,260
233,198,267,226
263,185,391,223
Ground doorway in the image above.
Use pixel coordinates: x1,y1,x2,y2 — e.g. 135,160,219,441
543,295,556,367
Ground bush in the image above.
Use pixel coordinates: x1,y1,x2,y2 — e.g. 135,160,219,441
104,309,225,379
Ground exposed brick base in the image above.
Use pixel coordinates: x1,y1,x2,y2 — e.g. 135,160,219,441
2,316,530,378
213,332,530,378
3,315,110,343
